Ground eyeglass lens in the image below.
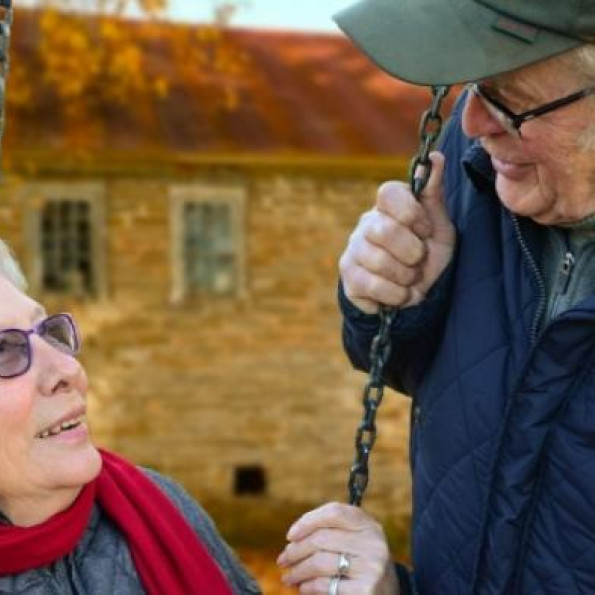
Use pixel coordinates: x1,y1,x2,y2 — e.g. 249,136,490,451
41,315,79,354
481,99,518,135
0,331,29,378
471,85,519,136
0,314,78,379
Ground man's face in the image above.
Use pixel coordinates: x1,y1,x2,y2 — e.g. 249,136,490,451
462,51,595,225
0,277,100,524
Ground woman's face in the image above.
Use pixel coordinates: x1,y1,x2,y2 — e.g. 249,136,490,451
0,277,101,521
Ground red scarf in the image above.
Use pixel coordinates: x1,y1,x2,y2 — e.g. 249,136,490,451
0,449,233,595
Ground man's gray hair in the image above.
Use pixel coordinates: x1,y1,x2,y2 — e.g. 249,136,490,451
0,239,27,291
576,44,595,82
572,44,595,149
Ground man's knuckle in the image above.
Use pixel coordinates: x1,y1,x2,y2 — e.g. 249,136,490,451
358,267,379,296
338,252,352,276
369,248,388,274
394,200,420,227
405,237,426,265
377,180,401,201
399,265,418,286
368,275,385,298
394,285,410,304
365,218,384,242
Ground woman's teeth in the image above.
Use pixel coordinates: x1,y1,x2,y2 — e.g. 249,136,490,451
37,415,84,439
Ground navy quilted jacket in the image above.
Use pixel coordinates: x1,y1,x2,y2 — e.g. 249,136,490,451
341,95,595,594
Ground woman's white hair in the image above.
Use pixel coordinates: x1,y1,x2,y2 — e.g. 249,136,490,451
0,239,27,292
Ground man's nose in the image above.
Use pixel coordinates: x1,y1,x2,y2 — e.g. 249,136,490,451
31,334,84,396
462,89,508,139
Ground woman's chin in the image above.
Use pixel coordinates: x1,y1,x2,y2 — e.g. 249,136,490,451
36,443,102,489
64,444,102,485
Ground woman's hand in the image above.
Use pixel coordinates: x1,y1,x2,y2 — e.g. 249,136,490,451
277,502,399,594
339,151,455,314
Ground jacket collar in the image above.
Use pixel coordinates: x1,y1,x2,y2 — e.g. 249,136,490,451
462,140,496,194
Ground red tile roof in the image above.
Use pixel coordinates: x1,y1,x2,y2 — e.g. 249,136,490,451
5,10,455,158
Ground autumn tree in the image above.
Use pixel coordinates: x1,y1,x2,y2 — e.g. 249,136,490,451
8,0,248,117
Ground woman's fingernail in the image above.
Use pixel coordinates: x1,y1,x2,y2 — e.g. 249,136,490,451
287,524,298,540
276,553,287,567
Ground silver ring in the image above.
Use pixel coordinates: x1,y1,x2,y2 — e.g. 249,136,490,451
328,575,340,595
337,552,350,578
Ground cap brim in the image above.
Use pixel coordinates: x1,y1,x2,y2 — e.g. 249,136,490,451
334,0,583,85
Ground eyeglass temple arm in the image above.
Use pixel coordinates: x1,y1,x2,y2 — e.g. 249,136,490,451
518,86,595,124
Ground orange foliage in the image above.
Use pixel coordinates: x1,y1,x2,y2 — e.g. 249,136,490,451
6,62,33,109
38,9,102,103
8,1,247,116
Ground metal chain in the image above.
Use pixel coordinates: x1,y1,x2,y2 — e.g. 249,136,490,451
347,85,450,507
0,0,12,162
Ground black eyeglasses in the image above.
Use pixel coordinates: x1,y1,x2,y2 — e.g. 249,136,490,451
0,313,80,379
469,82,595,138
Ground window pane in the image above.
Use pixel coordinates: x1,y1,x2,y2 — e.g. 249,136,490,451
41,200,94,294
183,202,237,295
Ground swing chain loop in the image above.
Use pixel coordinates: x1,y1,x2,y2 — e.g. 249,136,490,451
410,85,450,197
347,85,450,508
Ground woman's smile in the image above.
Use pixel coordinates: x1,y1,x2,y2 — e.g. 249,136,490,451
36,418,88,443
35,406,86,440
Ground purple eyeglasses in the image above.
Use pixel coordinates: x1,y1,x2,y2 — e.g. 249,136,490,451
0,313,80,379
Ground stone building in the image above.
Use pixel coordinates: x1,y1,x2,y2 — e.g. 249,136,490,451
0,10,451,545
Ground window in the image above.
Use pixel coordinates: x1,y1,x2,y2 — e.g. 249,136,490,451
234,465,267,496
41,201,93,293
170,183,245,302
184,202,236,294
25,182,106,298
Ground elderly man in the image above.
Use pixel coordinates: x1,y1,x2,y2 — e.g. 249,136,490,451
278,1,595,594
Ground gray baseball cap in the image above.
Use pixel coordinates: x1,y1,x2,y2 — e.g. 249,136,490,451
334,0,593,85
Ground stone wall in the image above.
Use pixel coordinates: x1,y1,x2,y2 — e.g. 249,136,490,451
1,163,413,545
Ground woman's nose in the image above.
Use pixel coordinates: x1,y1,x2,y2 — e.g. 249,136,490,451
31,335,86,395
462,89,507,139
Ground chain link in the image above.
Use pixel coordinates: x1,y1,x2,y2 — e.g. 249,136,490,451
347,85,450,507
0,0,12,163
409,85,450,199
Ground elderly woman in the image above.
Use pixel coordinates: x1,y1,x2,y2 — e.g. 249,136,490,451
0,240,260,594
279,1,595,594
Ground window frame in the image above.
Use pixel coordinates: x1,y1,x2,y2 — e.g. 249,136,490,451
169,182,246,304
23,181,107,299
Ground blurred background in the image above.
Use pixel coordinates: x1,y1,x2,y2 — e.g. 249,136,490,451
1,1,453,591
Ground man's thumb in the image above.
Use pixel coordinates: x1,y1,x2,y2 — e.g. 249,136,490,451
420,151,450,225
416,151,454,242
415,151,445,203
